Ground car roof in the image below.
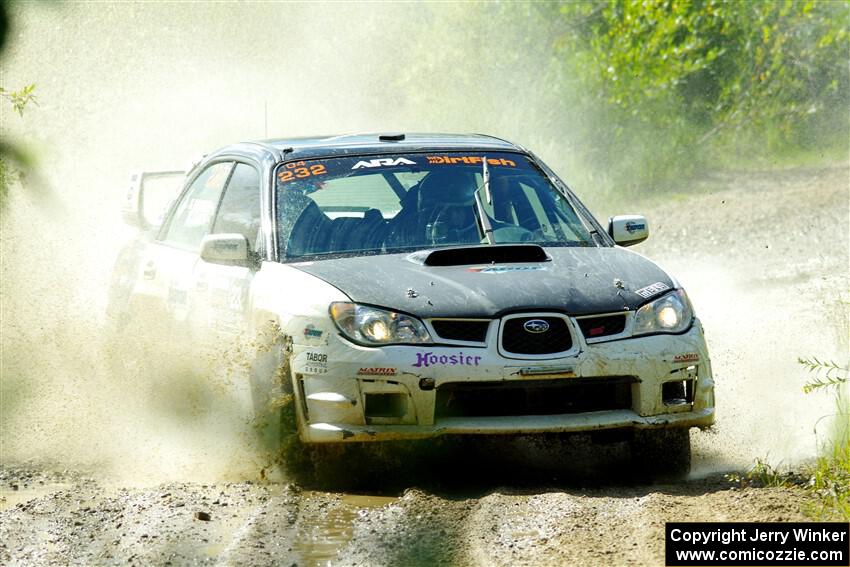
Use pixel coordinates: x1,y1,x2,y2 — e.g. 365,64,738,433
226,133,524,162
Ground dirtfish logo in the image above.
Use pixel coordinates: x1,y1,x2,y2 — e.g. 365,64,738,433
351,157,416,169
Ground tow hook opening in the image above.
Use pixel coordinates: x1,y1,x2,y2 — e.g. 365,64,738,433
664,364,697,407
365,393,408,420
662,378,694,406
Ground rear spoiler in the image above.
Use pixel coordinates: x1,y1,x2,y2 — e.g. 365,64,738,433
122,170,186,231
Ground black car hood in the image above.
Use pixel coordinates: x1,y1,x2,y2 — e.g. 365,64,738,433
291,246,674,318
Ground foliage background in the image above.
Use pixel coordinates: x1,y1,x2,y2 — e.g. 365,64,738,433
553,0,849,194
2,1,848,208
388,0,850,202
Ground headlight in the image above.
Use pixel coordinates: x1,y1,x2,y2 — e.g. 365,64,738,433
633,289,694,335
329,302,433,345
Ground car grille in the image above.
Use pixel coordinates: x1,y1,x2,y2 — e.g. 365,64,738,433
576,314,627,340
434,377,634,418
430,319,490,343
501,316,572,355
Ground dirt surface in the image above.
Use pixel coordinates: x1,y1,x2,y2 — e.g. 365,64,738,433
0,465,812,567
1,165,848,566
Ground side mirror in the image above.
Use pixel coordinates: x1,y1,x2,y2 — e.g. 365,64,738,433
121,172,144,229
608,215,649,246
200,234,251,266
122,170,185,231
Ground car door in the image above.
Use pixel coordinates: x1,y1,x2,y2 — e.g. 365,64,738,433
132,161,234,339
189,161,263,347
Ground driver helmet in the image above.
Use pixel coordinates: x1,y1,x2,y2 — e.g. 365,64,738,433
418,170,476,208
417,170,479,241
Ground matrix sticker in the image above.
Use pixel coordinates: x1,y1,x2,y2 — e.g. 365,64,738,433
357,367,397,376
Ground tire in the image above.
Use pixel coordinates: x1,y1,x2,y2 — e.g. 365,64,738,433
247,339,295,443
246,336,399,489
246,337,336,485
630,428,691,481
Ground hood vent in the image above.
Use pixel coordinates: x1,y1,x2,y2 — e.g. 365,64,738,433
420,245,550,267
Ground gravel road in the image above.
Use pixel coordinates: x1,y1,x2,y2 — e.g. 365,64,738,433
1,165,847,566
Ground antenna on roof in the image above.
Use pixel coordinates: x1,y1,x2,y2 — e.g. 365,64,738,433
264,101,268,138
379,133,405,141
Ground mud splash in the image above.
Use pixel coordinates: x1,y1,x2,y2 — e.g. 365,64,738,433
0,3,847,489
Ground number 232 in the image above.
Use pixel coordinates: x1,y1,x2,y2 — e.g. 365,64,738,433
278,164,326,183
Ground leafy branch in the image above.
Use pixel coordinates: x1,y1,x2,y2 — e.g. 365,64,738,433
799,357,849,394
0,83,37,116
1,84,38,200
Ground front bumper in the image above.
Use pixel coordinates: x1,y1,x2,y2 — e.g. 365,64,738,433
303,409,715,443
287,318,715,443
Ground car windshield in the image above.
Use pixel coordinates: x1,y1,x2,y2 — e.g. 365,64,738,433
275,151,595,260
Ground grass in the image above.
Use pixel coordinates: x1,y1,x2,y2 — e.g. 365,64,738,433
806,442,850,520
732,358,849,520
727,458,805,489
733,450,849,521
801,357,848,520
801,357,848,519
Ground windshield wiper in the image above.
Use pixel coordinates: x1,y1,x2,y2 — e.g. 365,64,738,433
474,156,495,245
482,154,493,205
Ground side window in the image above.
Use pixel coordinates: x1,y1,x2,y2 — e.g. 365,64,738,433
212,163,262,250
518,182,550,232
161,162,233,251
518,181,590,242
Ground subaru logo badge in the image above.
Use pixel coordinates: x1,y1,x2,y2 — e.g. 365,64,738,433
523,319,550,334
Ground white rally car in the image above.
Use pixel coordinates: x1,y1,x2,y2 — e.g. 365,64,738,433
111,133,714,477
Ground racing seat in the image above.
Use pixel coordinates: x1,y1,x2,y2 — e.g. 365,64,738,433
327,208,387,252
285,200,332,256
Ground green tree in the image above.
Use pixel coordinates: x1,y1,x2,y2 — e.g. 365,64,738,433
0,0,37,202
552,0,850,192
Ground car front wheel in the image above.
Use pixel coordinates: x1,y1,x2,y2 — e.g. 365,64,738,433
630,428,691,481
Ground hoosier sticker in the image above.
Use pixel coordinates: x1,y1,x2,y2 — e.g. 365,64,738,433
413,352,481,368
